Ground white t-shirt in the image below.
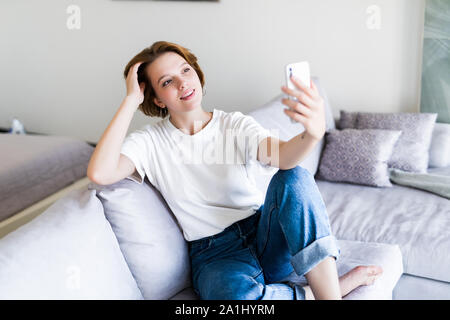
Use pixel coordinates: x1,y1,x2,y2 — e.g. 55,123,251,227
120,108,278,241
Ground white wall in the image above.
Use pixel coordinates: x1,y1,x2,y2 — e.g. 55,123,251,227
0,0,425,143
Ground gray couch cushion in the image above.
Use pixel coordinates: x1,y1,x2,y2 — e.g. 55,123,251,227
89,178,191,300
0,189,143,299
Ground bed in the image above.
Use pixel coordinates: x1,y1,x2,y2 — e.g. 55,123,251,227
0,133,94,238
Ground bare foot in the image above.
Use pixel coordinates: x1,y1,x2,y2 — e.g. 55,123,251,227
338,265,383,297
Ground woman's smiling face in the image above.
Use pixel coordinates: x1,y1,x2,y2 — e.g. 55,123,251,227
147,51,203,113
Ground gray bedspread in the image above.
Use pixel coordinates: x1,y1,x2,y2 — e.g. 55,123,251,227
0,133,94,222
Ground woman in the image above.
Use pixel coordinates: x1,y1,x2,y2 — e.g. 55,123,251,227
87,41,382,300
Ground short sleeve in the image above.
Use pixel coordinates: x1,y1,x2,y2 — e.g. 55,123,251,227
231,112,274,165
120,128,150,184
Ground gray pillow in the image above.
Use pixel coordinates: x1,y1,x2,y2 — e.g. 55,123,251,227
339,111,437,173
0,189,143,299
428,122,450,168
89,178,191,300
338,110,358,129
317,129,402,187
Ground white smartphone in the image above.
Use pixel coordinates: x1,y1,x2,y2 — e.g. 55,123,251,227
285,61,310,123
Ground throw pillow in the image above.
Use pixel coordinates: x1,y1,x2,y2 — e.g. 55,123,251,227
0,189,143,299
428,122,450,168
339,111,437,173
89,178,191,300
317,129,402,187
338,110,358,129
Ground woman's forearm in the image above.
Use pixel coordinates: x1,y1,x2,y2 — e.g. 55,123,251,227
87,96,138,181
279,131,320,170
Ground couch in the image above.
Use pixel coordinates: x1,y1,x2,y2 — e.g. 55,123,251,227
0,78,448,300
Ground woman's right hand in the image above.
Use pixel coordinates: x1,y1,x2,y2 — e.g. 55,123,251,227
125,62,146,106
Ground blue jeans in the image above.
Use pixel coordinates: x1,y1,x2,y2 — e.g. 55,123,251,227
188,166,340,300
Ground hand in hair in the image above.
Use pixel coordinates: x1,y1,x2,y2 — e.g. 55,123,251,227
125,62,146,107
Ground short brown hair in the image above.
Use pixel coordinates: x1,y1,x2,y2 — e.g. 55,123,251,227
123,41,205,118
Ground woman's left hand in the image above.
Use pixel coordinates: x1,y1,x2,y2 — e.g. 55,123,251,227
281,77,326,141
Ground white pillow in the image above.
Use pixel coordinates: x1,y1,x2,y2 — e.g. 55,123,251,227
428,122,450,168
0,189,143,299
89,178,191,300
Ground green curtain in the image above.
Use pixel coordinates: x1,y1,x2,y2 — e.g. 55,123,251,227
420,0,450,123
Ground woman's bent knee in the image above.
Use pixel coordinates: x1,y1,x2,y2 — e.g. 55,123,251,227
272,166,315,188
270,166,322,205
267,165,331,232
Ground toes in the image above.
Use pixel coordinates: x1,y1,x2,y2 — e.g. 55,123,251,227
369,265,383,276
355,265,383,276
366,276,377,286
366,266,383,285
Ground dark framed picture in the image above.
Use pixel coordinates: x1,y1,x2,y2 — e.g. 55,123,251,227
120,0,219,1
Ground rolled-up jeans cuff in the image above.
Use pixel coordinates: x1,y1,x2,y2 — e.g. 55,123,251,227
293,284,306,300
290,235,340,276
